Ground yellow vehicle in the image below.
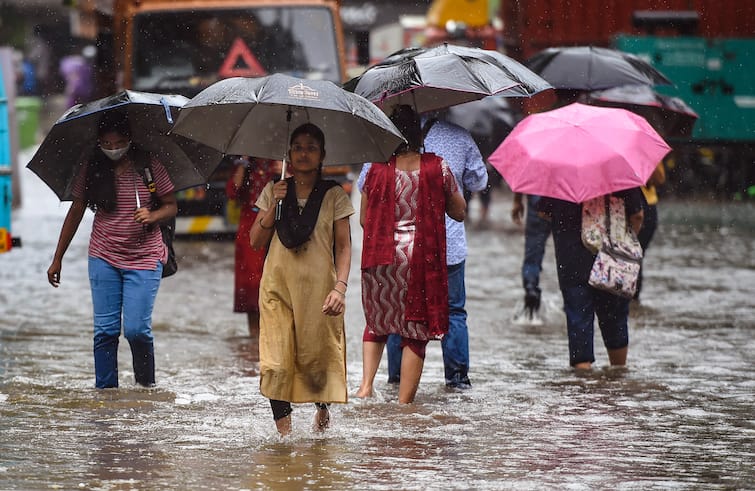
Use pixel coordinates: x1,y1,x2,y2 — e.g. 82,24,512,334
72,0,351,236
425,0,499,49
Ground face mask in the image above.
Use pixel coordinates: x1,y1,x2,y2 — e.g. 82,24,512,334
100,142,131,161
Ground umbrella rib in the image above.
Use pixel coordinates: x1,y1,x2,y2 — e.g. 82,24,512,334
225,105,258,155
460,55,527,96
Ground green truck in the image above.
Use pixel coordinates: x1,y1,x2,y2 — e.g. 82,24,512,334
615,33,755,198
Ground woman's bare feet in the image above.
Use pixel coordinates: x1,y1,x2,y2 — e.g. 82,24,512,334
314,406,330,432
356,341,384,399
607,346,628,366
355,385,374,398
275,415,292,436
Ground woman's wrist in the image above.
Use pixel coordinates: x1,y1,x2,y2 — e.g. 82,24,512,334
336,280,348,289
258,216,274,230
332,288,345,297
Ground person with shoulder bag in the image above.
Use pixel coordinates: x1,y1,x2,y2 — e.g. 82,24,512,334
537,187,643,370
46,111,177,388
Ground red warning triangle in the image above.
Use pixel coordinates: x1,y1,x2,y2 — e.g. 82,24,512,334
218,37,268,78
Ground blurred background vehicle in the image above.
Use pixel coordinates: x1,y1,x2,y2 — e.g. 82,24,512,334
69,0,352,237
344,0,754,200
498,0,754,199
2,0,753,206
1,61,15,253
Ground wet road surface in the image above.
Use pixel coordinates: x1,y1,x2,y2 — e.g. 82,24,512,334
1,153,754,490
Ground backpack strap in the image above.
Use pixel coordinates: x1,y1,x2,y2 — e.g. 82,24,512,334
135,155,160,210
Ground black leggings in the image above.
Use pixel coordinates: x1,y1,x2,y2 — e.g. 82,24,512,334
270,400,329,421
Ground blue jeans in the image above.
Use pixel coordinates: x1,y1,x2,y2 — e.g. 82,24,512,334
387,261,470,387
522,195,551,289
560,283,630,366
89,256,162,388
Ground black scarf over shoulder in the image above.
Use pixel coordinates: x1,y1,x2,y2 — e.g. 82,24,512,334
275,177,339,250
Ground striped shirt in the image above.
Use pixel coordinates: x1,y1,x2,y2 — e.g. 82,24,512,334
72,156,174,270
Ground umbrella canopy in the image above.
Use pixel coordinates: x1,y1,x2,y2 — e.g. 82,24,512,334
583,85,698,138
488,103,672,203
343,43,552,114
171,74,405,166
27,90,223,200
439,96,520,159
526,46,673,91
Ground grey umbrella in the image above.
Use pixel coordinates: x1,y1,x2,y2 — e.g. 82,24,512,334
343,43,552,115
583,85,698,138
27,90,223,200
440,96,520,159
526,46,673,91
171,74,406,166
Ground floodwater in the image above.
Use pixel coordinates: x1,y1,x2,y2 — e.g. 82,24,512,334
2,150,754,490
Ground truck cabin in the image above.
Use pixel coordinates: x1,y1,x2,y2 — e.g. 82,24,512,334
76,1,346,98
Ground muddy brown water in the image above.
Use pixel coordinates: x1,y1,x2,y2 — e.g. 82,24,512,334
2,154,753,490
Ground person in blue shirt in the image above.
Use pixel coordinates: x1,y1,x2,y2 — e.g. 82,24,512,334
357,116,487,389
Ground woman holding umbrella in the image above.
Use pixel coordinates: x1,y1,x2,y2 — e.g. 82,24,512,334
250,123,354,436
537,190,644,370
356,105,467,403
46,111,177,389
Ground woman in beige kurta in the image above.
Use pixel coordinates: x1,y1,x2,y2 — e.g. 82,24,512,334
251,123,354,436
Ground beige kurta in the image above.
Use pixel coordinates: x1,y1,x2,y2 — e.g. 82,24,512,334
255,181,355,403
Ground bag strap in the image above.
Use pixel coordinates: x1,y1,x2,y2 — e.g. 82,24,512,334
136,159,160,210
604,195,612,247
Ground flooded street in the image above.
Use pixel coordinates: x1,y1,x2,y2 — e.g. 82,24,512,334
2,150,754,490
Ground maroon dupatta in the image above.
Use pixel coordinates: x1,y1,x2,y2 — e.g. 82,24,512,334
361,153,449,337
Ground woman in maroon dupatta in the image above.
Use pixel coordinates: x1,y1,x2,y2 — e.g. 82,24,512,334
356,105,467,403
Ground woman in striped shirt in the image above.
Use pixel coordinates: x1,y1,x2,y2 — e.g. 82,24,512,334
47,111,177,389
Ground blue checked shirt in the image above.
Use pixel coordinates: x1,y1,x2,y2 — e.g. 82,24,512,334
357,117,487,265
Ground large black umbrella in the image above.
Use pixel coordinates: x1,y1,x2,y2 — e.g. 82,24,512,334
439,96,520,159
27,90,223,200
171,74,405,166
583,85,698,138
344,43,552,115
526,46,673,91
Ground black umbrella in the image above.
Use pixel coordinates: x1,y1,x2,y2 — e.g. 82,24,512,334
171,74,405,166
526,46,673,91
27,90,223,200
344,43,552,114
439,96,520,159
583,85,698,138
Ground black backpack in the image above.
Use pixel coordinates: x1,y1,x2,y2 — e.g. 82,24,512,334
138,163,178,278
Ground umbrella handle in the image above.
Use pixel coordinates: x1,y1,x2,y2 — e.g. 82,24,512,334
275,158,287,221
160,97,174,124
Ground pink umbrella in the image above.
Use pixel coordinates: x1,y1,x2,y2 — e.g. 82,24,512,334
488,102,671,203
